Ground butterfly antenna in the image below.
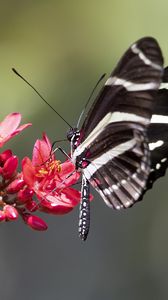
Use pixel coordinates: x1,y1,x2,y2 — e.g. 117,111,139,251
76,73,106,128
12,68,72,128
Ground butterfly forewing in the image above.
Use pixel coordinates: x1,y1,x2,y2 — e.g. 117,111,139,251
80,37,163,139
73,37,164,210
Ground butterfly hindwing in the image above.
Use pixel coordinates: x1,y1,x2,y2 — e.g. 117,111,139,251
143,66,168,193
84,128,150,209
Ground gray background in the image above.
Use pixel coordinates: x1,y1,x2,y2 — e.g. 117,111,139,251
1,1,168,299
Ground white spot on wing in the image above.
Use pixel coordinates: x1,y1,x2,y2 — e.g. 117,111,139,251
161,158,167,163
112,184,118,190
104,188,111,195
116,205,121,210
156,163,161,169
98,190,113,208
125,201,131,207
149,140,164,151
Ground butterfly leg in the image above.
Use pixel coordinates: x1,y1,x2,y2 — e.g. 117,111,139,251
51,146,71,159
79,175,90,241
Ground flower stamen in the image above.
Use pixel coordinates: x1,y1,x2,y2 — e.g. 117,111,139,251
36,160,62,178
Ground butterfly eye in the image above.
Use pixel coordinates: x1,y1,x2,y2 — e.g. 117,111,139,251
67,128,81,152
67,128,74,141
67,127,79,141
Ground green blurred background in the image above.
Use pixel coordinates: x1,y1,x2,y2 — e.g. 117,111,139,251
1,1,168,299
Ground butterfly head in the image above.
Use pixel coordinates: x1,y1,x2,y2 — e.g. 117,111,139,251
67,127,81,150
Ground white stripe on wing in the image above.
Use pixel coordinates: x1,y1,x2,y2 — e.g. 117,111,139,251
151,114,168,124
131,43,162,71
83,138,136,179
105,76,158,91
72,112,148,160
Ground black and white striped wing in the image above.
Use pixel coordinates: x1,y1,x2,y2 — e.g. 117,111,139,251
83,124,151,209
74,37,163,209
80,37,163,139
144,67,168,193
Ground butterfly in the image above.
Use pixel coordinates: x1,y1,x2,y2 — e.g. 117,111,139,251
66,37,168,240
12,37,168,241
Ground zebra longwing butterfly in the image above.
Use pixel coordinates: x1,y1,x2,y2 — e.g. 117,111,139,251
67,37,168,240
12,37,168,241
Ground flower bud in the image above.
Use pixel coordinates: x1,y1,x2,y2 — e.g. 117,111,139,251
0,211,6,222
17,188,34,203
0,150,12,163
4,205,19,220
24,214,48,231
6,179,25,194
26,200,38,212
3,156,18,179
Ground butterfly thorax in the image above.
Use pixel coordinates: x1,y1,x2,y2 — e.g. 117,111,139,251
67,128,90,170
67,127,86,169
75,151,91,170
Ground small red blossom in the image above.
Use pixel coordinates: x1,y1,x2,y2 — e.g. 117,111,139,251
0,112,35,229
1,155,18,180
6,178,25,194
0,211,6,222
4,205,19,220
0,112,31,147
23,214,48,231
22,133,81,215
17,188,34,203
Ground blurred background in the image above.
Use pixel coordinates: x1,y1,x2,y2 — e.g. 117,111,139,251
1,0,168,299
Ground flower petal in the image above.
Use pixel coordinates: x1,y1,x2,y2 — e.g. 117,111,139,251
0,113,21,136
61,160,76,176
59,160,80,187
40,201,73,214
22,157,36,186
38,187,81,214
0,113,32,147
59,187,81,205
32,133,52,166
10,123,32,137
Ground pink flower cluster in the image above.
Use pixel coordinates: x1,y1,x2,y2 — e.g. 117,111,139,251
0,113,81,231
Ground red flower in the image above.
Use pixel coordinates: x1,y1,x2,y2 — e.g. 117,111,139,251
0,151,18,180
0,112,36,228
0,112,31,147
0,113,89,234
22,133,81,215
